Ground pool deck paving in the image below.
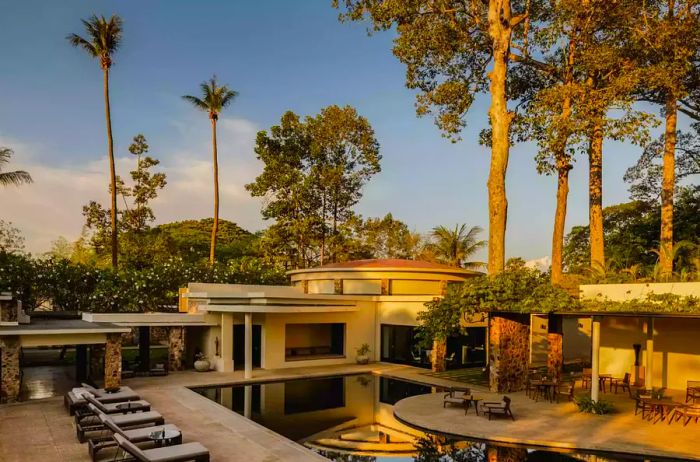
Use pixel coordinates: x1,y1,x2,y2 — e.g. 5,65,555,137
3,363,699,461
394,387,700,461
0,362,460,462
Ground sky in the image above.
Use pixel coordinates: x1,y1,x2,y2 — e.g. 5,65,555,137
0,0,690,264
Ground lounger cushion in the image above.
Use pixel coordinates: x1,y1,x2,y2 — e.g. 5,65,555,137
140,443,210,462
81,409,164,428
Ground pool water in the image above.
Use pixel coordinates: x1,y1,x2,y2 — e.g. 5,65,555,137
191,374,682,462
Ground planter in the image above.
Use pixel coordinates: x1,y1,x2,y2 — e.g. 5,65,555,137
356,355,369,365
194,360,210,372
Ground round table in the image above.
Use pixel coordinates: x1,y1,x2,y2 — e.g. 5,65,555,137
149,429,182,447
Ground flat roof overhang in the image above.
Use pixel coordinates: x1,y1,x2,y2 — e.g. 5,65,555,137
202,304,359,314
82,312,218,327
0,319,130,336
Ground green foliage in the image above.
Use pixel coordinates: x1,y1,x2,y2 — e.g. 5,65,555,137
0,252,285,313
67,14,122,67
156,219,257,264
564,188,700,278
182,76,238,118
624,123,700,203
355,343,370,356
247,105,380,268
426,224,485,269
0,220,24,254
574,397,613,415
0,147,32,187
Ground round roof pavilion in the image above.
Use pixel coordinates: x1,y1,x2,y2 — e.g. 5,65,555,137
288,259,481,296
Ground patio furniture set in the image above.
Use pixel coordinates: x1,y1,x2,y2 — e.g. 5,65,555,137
525,372,575,404
443,387,514,420
65,383,211,461
633,381,700,426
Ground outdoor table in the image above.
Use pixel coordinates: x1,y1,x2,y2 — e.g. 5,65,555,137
116,402,147,414
643,399,686,423
464,396,482,415
149,428,182,447
532,380,556,402
598,374,613,393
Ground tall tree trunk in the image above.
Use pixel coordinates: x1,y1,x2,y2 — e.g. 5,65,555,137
551,165,570,285
486,1,514,276
551,40,575,285
209,118,219,265
660,95,677,279
588,120,605,270
103,68,118,269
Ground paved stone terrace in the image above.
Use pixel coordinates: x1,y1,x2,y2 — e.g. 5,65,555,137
0,362,459,462
394,387,700,461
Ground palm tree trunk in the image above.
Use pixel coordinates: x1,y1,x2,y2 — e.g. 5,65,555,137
486,1,513,276
660,95,677,278
588,120,605,270
210,118,219,265
104,67,118,269
551,165,570,285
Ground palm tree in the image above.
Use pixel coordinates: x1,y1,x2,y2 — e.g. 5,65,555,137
429,224,486,268
68,14,123,269
183,77,238,264
0,147,32,187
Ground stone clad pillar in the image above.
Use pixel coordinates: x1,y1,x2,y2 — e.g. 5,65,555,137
104,334,122,389
489,313,530,393
168,326,186,372
431,339,447,372
0,336,21,403
547,314,564,382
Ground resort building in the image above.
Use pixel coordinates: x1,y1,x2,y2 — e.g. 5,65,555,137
182,259,484,377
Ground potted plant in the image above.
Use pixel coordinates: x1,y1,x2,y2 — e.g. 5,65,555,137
194,352,210,372
356,343,371,364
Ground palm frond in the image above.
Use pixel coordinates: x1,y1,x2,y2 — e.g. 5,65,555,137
68,14,122,59
0,147,12,166
0,171,32,187
182,95,209,112
66,33,98,56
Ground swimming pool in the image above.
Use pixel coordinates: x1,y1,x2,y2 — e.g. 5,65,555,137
191,374,684,462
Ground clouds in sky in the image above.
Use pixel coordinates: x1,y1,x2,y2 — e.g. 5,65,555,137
0,117,267,254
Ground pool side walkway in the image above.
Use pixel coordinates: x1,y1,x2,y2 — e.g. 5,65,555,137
0,362,461,462
393,388,700,461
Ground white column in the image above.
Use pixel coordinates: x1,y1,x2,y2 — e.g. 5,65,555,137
220,313,234,372
243,385,252,419
645,317,654,392
591,316,601,403
244,312,253,379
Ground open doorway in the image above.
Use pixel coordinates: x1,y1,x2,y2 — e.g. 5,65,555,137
233,324,262,370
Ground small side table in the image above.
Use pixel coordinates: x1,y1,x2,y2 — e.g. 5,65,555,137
149,429,182,447
465,396,482,415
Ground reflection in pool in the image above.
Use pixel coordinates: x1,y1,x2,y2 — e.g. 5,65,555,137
191,374,682,462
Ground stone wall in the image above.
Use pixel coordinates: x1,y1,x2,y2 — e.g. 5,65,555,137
0,299,17,323
547,333,563,381
168,326,186,371
104,333,122,389
547,314,564,381
489,314,530,393
0,336,21,403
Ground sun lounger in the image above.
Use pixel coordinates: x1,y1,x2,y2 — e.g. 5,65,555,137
480,396,515,421
83,393,151,415
114,433,210,462
65,383,141,415
77,403,165,443
87,413,181,461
